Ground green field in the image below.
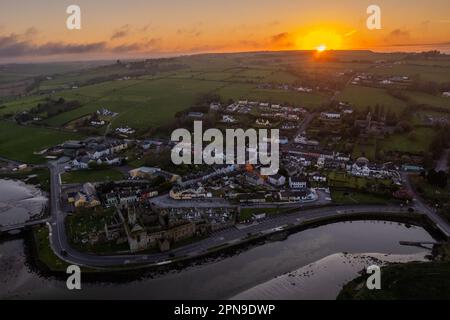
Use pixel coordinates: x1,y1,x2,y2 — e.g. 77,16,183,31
0,121,82,163
406,91,450,109
331,189,392,205
352,141,377,160
328,171,393,189
42,78,227,128
380,127,436,154
61,168,124,184
33,227,70,271
338,85,407,114
371,64,450,83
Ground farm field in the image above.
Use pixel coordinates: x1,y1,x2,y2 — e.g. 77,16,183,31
40,78,225,128
380,127,436,154
0,121,83,163
371,64,450,83
337,85,408,114
406,91,450,109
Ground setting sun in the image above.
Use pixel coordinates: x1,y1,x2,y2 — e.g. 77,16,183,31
316,44,327,52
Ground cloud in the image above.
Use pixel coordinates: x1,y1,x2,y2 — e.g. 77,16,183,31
269,32,294,48
0,33,108,57
387,29,410,39
111,25,130,40
0,27,165,58
176,27,202,38
111,38,162,53
384,28,411,44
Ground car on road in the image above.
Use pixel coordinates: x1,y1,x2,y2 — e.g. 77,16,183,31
61,249,67,256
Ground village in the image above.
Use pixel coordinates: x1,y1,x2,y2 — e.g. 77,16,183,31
33,93,428,256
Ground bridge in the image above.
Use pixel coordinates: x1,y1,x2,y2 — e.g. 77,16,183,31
0,218,49,234
399,240,447,249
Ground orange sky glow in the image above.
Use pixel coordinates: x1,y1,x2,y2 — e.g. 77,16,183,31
0,0,449,61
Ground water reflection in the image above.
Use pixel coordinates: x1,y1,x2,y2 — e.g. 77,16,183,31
0,220,436,299
0,179,47,226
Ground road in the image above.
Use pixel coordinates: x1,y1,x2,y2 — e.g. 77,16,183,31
401,171,450,237
292,112,316,141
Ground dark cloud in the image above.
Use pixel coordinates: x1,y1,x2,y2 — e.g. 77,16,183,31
0,25,164,58
110,38,162,53
387,29,410,39
0,32,107,57
270,32,294,48
111,25,130,40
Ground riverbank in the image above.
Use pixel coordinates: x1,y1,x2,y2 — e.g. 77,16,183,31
1,220,438,299
27,210,446,279
231,252,430,300
0,178,48,228
337,243,450,299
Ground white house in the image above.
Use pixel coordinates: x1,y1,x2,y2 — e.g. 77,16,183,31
268,174,286,186
72,156,91,169
289,176,308,189
321,112,341,120
221,115,236,123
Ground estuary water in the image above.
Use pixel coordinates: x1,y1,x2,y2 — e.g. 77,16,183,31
0,220,436,299
0,179,47,227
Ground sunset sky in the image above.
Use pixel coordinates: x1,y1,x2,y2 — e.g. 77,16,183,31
0,0,449,62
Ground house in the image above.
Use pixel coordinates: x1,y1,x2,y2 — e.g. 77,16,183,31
97,156,122,166
289,175,308,189
244,172,265,185
221,115,237,123
278,136,289,145
90,144,111,159
312,174,327,182
141,140,161,150
119,191,138,205
109,140,128,153
401,164,424,172
115,127,135,135
169,186,211,200
210,102,221,111
321,112,341,120
268,174,286,186
72,156,91,169
129,167,161,178
187,112,204,118
285,164,301,177
256,118,271,126
350,158,371,177
71,183,101,208
106,193,119,207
